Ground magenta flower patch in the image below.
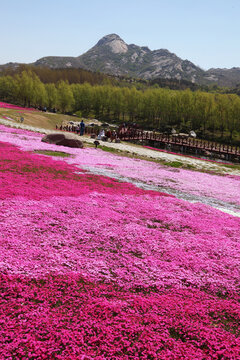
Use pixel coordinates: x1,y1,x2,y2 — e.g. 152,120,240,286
1,274,240,359
0,125,240,358
0,101,37,112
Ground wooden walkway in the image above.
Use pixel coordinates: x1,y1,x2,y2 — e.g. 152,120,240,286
118,130,240,162
69,126,240,162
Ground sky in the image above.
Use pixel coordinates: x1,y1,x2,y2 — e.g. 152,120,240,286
1,0,240,70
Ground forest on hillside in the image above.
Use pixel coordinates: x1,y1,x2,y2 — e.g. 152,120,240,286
1,68,240,144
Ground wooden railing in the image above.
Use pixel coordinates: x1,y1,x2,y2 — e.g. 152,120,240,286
118,130,240,159
66,126,240,161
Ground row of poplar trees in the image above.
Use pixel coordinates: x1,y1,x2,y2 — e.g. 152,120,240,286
1,70,240,142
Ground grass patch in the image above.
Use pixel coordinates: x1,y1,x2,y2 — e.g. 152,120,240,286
0,107,83,131
34,150,71,158
224,163,240,171
98,145,122,154
166,161,183,168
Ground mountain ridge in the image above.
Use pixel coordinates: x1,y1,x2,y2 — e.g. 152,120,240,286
1,34,240,87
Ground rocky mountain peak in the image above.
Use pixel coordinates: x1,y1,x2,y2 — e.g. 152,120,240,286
96,34,128,54
4,33,238,87
97,34,122,44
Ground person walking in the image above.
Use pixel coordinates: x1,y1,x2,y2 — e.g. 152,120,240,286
80,120,85,136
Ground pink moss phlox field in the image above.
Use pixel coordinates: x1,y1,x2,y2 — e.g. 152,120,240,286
0,124,43,137
1,125,240,358
0,101,37,112
0,141,162,200
73,151,240,207
1,177,240,293
0,139,240,293
1,274,240,359
0,125,239,209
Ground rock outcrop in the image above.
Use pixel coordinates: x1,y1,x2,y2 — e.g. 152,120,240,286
41,133,83,148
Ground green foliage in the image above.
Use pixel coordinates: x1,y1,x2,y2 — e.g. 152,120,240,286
1,65,114,86
98,145,121,154
1,68,240,144
75,110,82,117
45,83,58,109
57,81,74,113
166,161,184,168
34,150,71,157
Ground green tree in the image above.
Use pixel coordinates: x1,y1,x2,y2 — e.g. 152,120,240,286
15,70,34,107
0,76,17,103
32,73,47,107
57,81,74,113
72,83,93,116
45,83,58,109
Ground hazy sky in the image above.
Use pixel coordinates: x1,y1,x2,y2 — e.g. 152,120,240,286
1,0,239,70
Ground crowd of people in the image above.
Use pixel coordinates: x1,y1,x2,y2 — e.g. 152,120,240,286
56,120,85,135
55,120,141,144
56,120,122,143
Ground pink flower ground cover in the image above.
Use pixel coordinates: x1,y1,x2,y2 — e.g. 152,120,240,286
0,101,37,112
1,275,240,360
0,126,240,358
0,125,239,211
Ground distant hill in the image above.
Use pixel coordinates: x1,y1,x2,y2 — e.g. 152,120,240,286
204,67,240,87
1,34,240,87
1,64,115,86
